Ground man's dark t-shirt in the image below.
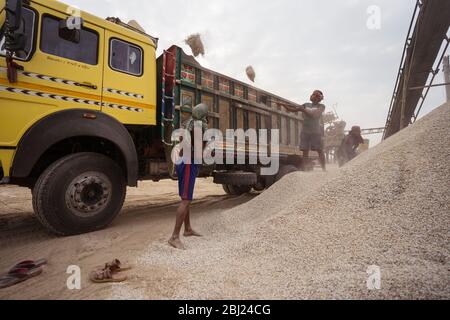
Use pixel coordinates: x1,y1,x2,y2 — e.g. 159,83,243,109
302,103,326,135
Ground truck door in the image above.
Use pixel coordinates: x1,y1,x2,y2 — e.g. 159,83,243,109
36,12,104,103
102,30,156,125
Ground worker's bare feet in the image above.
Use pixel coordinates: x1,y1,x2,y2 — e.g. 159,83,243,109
168,237,186,250
184,229,202,237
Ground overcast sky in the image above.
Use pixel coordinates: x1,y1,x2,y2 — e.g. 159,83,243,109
67,0,449,145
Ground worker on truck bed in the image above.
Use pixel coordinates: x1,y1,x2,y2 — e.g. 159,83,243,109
169,104,209,250
285,90,327,171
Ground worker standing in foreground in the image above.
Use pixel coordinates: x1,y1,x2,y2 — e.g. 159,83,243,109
337,126,365,167
169,104,209,250
285,90,327,171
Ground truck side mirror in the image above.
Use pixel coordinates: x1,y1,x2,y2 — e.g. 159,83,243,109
5,30,26,51
5,0,27,53
6,0,23,31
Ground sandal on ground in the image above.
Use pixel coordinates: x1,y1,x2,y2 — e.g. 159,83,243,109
6,259,47,275
89,268,127,284
0,267,43,289
101,259,131,273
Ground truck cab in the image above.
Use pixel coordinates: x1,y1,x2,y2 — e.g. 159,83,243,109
0,0,160,235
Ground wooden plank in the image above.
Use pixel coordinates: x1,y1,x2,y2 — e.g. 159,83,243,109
249,111,257,130
281,116,288,145
290,119,297,147
201,93,214,112
219,98,230,134
237,108,244,130
271,115,278,130
263,116,271,130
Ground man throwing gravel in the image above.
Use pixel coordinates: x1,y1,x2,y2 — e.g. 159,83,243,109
285,90,327,171
169,104,209,250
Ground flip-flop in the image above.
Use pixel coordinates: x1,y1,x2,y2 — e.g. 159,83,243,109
8,259,47,274
0,267,43,289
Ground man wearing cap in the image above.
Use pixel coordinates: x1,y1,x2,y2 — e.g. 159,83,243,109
337,126,365,167
285,90,327,171
169,103,209,250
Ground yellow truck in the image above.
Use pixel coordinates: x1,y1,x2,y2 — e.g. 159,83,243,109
0,0,308,235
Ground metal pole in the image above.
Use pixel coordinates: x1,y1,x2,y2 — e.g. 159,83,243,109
409,82,450,90
400,41,413,130
443,55,450,103
400,72,408,130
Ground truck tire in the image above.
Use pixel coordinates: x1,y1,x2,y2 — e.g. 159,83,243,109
229,185,252,195
32,153,126,236
276,165,299,182
222,184,252,195
213,172,257,186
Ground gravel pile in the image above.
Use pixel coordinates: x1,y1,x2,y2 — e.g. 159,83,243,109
138,103,450,299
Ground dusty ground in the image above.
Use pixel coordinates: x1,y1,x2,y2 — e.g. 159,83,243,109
0,178,255,299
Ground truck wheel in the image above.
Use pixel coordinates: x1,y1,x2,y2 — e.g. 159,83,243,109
32,153,126,236
222,184,251,195
276,165,298,182
213,172,257,186
230,185,252,195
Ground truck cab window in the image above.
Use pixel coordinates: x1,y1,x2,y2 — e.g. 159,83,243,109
0,7,36,61
110,39,142,76
40,15,99,65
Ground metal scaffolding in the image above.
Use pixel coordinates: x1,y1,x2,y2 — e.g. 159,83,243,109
345,127,385,136
383,0,450,140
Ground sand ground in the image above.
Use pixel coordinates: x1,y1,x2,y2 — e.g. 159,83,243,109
0,178,256,299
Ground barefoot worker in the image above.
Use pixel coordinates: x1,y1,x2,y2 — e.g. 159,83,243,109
285,90,327,171
169,103,209,250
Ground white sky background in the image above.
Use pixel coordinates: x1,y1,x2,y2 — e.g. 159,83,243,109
67,0,449,146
